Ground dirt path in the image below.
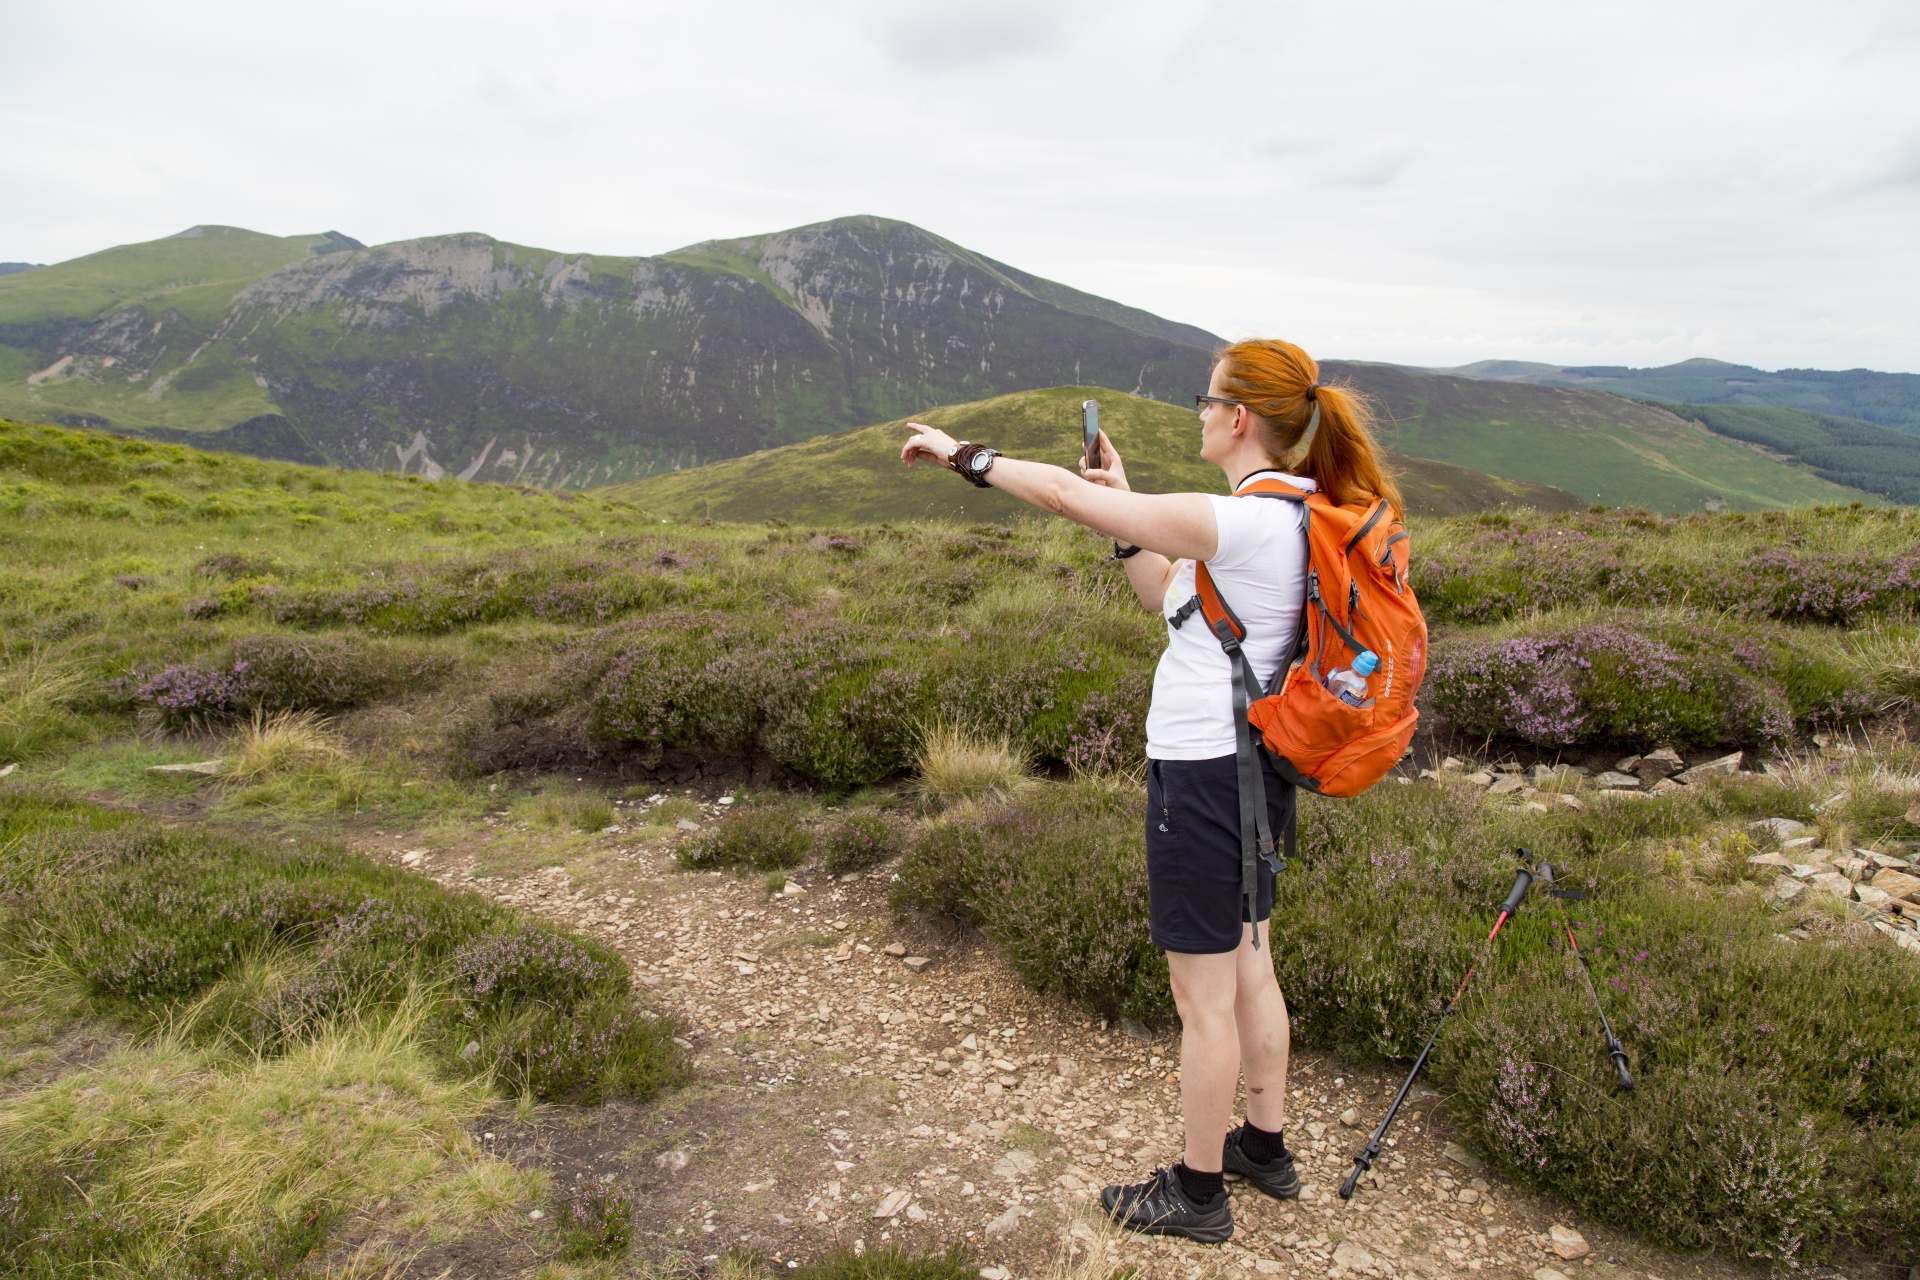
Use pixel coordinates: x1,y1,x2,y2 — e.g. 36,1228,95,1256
356,791,1778,1280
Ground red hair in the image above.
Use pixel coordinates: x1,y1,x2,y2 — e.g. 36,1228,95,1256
1216,339,1403,516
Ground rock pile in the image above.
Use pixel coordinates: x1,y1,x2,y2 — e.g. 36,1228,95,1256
1420,747,1746,807
1743,819,1920,952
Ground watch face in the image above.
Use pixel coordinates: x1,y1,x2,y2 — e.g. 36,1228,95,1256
968,453,991,474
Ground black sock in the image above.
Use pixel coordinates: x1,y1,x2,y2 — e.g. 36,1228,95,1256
1174,1161,1224,1204
1238,1120,1287,1165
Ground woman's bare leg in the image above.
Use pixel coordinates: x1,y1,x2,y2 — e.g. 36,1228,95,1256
1235,919,1290,1132
1168,921,1292,1172
1167,941,1243,1172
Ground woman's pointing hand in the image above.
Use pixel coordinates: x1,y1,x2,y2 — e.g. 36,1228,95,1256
901,423,959,468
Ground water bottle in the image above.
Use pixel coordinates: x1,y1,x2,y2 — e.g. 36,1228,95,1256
1326,650,1378,707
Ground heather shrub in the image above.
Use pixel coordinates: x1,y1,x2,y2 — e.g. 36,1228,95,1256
821,810,901,875
1437,899,1919,1265
895,779,1169,1022
930,645,1109,760
555,1176,635,1259
450,926,628,1012
678,804,814,871
1064,671,1151,776
125,634,449,729
473,992,680,1104
1413,506,1920,627
585,614,929,786
275,551,690,634
1425,620,1877,750
196,551,274,579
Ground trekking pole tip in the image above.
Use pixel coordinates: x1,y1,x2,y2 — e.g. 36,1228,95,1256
1338,1163,1364,1200
1611,1047,1636,1091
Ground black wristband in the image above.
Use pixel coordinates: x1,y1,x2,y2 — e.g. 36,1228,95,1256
1112,541,1144,560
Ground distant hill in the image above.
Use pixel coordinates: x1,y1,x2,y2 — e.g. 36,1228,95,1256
1325,362,1878,512
1668,403,1920,505
0,264,39,276
1436,357,1920,435
0,218,1215,487
602,386,1587,523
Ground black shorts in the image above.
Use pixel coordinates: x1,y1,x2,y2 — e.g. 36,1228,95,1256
1145,752,1294,955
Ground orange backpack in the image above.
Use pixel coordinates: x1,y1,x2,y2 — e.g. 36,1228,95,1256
1171,478,1428,939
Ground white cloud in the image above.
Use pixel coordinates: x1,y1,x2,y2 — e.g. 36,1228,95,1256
0,0,1915,371
866,0,1083,70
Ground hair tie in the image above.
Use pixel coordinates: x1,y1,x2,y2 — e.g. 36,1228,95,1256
1305,384,1322,402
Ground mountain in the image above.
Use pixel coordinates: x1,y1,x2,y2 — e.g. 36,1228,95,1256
1436,357,1920,435
0,218,1215,487
0,264,39,276
601,386,1588,523
1324,362,1878,512
1665,403,1920,505
0,218,1896,512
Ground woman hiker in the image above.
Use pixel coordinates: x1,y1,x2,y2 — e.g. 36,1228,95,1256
899,338,1403,1243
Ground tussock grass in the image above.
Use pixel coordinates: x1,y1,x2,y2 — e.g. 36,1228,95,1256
0,998,538,1274
224,707,343,779
1848,620,1920,704
638,795,703,826
787,1244,977,1280
515,788,614,833
913,720,1033,809
0,649,85,764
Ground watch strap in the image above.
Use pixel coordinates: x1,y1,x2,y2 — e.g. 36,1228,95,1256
952,442,1000,488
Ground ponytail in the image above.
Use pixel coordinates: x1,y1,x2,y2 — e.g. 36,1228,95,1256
1216,339,1404,517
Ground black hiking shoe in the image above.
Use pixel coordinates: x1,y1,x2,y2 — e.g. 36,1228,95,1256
1222,1124,1301,1200
1100,1166,1233,1243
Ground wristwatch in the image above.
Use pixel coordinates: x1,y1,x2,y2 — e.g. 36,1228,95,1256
951,443,1001,488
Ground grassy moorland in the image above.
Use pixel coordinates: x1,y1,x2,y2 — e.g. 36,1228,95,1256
3,417,1920,1271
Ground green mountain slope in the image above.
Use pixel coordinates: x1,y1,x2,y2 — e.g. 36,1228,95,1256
1327,363,1876,512
600,386,1586,523
0,225,360,431
2,218,1895,512
1438,357,1920,435
1675,403,1920,504
0,217,1215,487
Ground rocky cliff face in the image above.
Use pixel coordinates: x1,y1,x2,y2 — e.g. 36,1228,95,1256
1,217,1217,486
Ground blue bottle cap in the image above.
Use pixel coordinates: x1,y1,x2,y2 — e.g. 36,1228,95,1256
1353,651,1379,676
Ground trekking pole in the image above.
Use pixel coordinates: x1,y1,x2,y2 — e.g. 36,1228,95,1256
1338,850,1547,1200
1561,921,1635,1091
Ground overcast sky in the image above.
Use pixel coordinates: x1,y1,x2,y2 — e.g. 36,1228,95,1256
5,0,1916,372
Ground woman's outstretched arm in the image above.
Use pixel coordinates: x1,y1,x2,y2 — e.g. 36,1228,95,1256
901,423,1204,611
901,424,1217,561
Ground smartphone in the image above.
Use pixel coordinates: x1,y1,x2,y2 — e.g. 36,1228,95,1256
1081,399,1100,471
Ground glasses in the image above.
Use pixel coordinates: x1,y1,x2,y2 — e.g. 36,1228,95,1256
1195,394,1242,414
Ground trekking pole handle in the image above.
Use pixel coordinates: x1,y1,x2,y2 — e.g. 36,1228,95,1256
1498,867,1534,916
1498,854,1552,916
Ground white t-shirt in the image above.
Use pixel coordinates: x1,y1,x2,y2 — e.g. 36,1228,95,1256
1144,470,1314,761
